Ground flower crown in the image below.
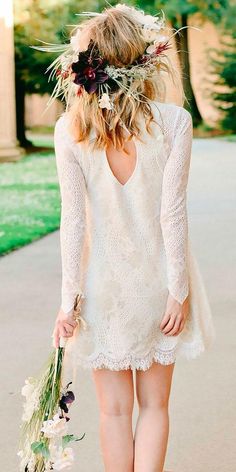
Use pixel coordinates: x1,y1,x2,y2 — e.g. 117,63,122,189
32,4,171,112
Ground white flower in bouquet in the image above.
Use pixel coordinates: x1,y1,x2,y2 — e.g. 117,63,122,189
17,448,35,471
41,413,68,439
18,303,85,472
21,377,35,398
18,452,36,472
45,461,54,471
22,403,35,422
21,377,40,422
98,93,113,110
52,446,74,470
27,458,37,472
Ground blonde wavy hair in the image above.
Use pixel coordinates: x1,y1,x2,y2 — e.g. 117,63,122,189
67,6,183,151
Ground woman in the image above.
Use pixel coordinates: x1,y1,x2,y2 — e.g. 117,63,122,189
51,4,215,471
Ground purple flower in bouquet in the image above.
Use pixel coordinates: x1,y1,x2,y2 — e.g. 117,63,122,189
59,383,75,415
18,294,86,472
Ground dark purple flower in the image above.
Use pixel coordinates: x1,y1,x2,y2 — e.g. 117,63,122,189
59,400,69,413
59,390,75,413
71,44,109,94
62,390,75,404
136,54,149,64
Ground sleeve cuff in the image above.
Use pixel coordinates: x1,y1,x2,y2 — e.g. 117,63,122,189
60,304,74,315
61,291,85,315
167,285,189,305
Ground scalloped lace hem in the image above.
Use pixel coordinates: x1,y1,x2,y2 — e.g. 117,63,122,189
71,339,212,371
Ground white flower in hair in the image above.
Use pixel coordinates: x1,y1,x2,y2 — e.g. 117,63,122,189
141,29,161,43
146,35,169,54
30,5,171,112
70,28,91,53
115,5,163,26
98,93,113,110
138,13,161,27
115,4,134,14
60,54,75,69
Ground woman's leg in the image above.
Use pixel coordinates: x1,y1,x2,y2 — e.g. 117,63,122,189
92,367,134,472
134,361,175,472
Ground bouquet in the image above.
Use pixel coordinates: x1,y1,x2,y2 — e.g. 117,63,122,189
18,294,87,471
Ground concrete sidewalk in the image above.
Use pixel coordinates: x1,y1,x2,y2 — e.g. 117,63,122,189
0,138,236,472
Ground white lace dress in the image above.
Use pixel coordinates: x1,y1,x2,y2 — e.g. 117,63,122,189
54,100,216,371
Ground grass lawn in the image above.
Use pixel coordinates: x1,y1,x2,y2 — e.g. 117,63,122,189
1,127,235,257
26,130,54,148
0,150,60,256
221,134,236,142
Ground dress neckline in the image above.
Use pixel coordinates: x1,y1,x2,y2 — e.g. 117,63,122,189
102,137,140,189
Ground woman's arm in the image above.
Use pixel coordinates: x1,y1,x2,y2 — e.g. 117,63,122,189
160,108,193,305
54,116,87,315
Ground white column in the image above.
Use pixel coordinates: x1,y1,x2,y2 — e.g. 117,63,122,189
0,1,22,162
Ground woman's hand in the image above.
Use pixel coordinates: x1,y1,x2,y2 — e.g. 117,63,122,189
160,293,189,336
52,308,78,348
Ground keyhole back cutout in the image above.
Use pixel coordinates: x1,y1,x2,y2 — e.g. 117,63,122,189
104,138,138,188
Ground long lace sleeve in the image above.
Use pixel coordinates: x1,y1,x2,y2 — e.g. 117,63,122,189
160,108,193,305
54,117,87,314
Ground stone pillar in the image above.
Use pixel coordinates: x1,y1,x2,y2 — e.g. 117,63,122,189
0,1,23,162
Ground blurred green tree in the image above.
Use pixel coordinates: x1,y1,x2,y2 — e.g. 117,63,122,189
14,0,230,140
210,4,236,132
136,0,228,126
14,0,96,146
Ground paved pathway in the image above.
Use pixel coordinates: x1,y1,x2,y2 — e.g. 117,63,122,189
0,138,236,472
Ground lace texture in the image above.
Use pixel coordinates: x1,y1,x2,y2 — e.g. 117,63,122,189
54,101,216,371
54,120,88,313
160,107,193,304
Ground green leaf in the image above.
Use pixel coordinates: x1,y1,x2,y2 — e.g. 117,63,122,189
31,441,43,454
62,432,86,448
31,441,50,459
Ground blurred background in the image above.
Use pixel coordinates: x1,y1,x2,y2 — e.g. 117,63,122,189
0,1,236,471
0,0,235,255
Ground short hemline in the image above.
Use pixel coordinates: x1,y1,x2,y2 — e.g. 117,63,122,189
69,336,215,372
